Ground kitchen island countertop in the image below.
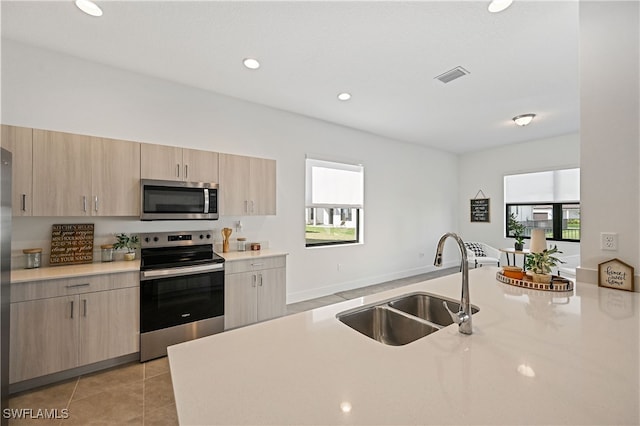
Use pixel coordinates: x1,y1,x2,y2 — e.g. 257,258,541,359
168,266,639,425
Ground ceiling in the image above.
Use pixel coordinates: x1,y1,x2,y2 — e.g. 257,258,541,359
1,1,580,154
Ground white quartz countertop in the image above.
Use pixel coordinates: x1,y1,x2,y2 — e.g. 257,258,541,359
10,260,141,283
9,249,288,283
219,248,289,261
168,266,640,425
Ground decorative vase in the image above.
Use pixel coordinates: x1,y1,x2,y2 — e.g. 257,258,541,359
514,242,524,251
124,252,136,261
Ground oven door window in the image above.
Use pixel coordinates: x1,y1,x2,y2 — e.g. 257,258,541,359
143,186,205,214
141,271,224,333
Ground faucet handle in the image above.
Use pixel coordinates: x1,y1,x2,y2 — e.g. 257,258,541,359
443,301,470,326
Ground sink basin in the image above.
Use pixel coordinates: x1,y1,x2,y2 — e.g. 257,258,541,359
338,305,439,346
337,292,480,345
388,293,479,327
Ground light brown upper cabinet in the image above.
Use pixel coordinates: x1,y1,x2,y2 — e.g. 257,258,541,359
92,137,141,216
0,125,33,216
33,129,140,216
219,153,276,216
140,143,219,183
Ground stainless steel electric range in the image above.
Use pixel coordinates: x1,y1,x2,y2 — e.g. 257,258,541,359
139,230,225,362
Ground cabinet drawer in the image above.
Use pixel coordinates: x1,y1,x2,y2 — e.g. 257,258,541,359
11,272,139,303
225,256,286,275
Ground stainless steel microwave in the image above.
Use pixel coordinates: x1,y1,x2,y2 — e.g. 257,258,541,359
140,179,219,220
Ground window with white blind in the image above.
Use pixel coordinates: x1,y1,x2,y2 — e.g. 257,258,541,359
305,158,363,247
504,168,580,242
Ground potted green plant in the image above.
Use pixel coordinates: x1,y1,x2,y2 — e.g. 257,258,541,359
113,233,140,261
508,212,526,250
525,245,565,283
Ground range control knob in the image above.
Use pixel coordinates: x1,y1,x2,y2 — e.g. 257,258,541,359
206,234,211,239
144,237,150,243
199,234,204,239
153,236,159,242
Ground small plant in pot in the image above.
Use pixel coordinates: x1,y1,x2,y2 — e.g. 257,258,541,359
113,233,140,261
508,212,526,251
525,245,565,284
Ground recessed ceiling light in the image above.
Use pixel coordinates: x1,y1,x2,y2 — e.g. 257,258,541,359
337,92,351,101
513,113,536,126
75,0,103,17
243,58,260,70
488,0,513,13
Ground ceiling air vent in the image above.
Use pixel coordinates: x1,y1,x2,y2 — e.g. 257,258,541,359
435,66,470,84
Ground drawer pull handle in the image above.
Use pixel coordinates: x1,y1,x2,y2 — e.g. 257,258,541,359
251,263,265,267
21,194,26,212
65,283,90,288
70,300,74,319
83,299,87,317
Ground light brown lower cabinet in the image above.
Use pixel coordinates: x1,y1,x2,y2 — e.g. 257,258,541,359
9,273,139,384
224,256,286,330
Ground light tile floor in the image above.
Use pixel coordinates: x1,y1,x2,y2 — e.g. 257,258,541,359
8,267,458,425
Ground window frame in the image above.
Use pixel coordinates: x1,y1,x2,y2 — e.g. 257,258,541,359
304,157,364,248
506,202,581,243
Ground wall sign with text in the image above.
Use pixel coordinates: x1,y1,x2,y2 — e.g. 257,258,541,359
598,258,635,292
470,198,490,223
50,224,95,266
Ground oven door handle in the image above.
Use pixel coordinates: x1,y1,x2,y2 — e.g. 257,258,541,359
140,263,224,281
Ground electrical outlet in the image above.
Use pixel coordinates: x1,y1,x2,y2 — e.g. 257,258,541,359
601,232,618,251
337,263,342,271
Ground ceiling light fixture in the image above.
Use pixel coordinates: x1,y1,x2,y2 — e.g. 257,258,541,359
488,0,513,13
337,92,351,101
512,113,536,126
243,58,260,70
75,0,103,17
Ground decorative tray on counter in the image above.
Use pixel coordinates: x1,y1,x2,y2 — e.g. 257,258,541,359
496,271,574,292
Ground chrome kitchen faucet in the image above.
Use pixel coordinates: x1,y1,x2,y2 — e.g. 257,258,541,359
434,232,473,335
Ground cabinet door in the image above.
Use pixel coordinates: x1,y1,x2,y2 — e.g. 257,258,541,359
33,130,93,216
249,157,276,215
224,272,258,329
78,290,110,365
107,286,139,358
140,143,183,181
9,296,78,383
0,125,33,216
182,148,219,183
92,137,141,216
219,153,250,215
257,268,286,322
78,287,139,366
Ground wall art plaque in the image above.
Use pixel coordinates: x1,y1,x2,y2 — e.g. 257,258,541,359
50,224,95,266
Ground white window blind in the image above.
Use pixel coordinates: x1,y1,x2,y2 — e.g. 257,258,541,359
504,168,580,203
305,158,364,208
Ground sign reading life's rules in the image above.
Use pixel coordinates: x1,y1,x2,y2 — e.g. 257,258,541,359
470,198,490,223
50,224,95,266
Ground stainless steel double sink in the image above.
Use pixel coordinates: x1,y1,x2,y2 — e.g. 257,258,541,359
337,292,479,346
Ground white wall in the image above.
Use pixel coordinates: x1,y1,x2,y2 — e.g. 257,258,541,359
578,1,639,289
458,133,581,260
1,40,461,302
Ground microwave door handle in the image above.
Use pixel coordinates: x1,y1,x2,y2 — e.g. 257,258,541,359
204,188,210,213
